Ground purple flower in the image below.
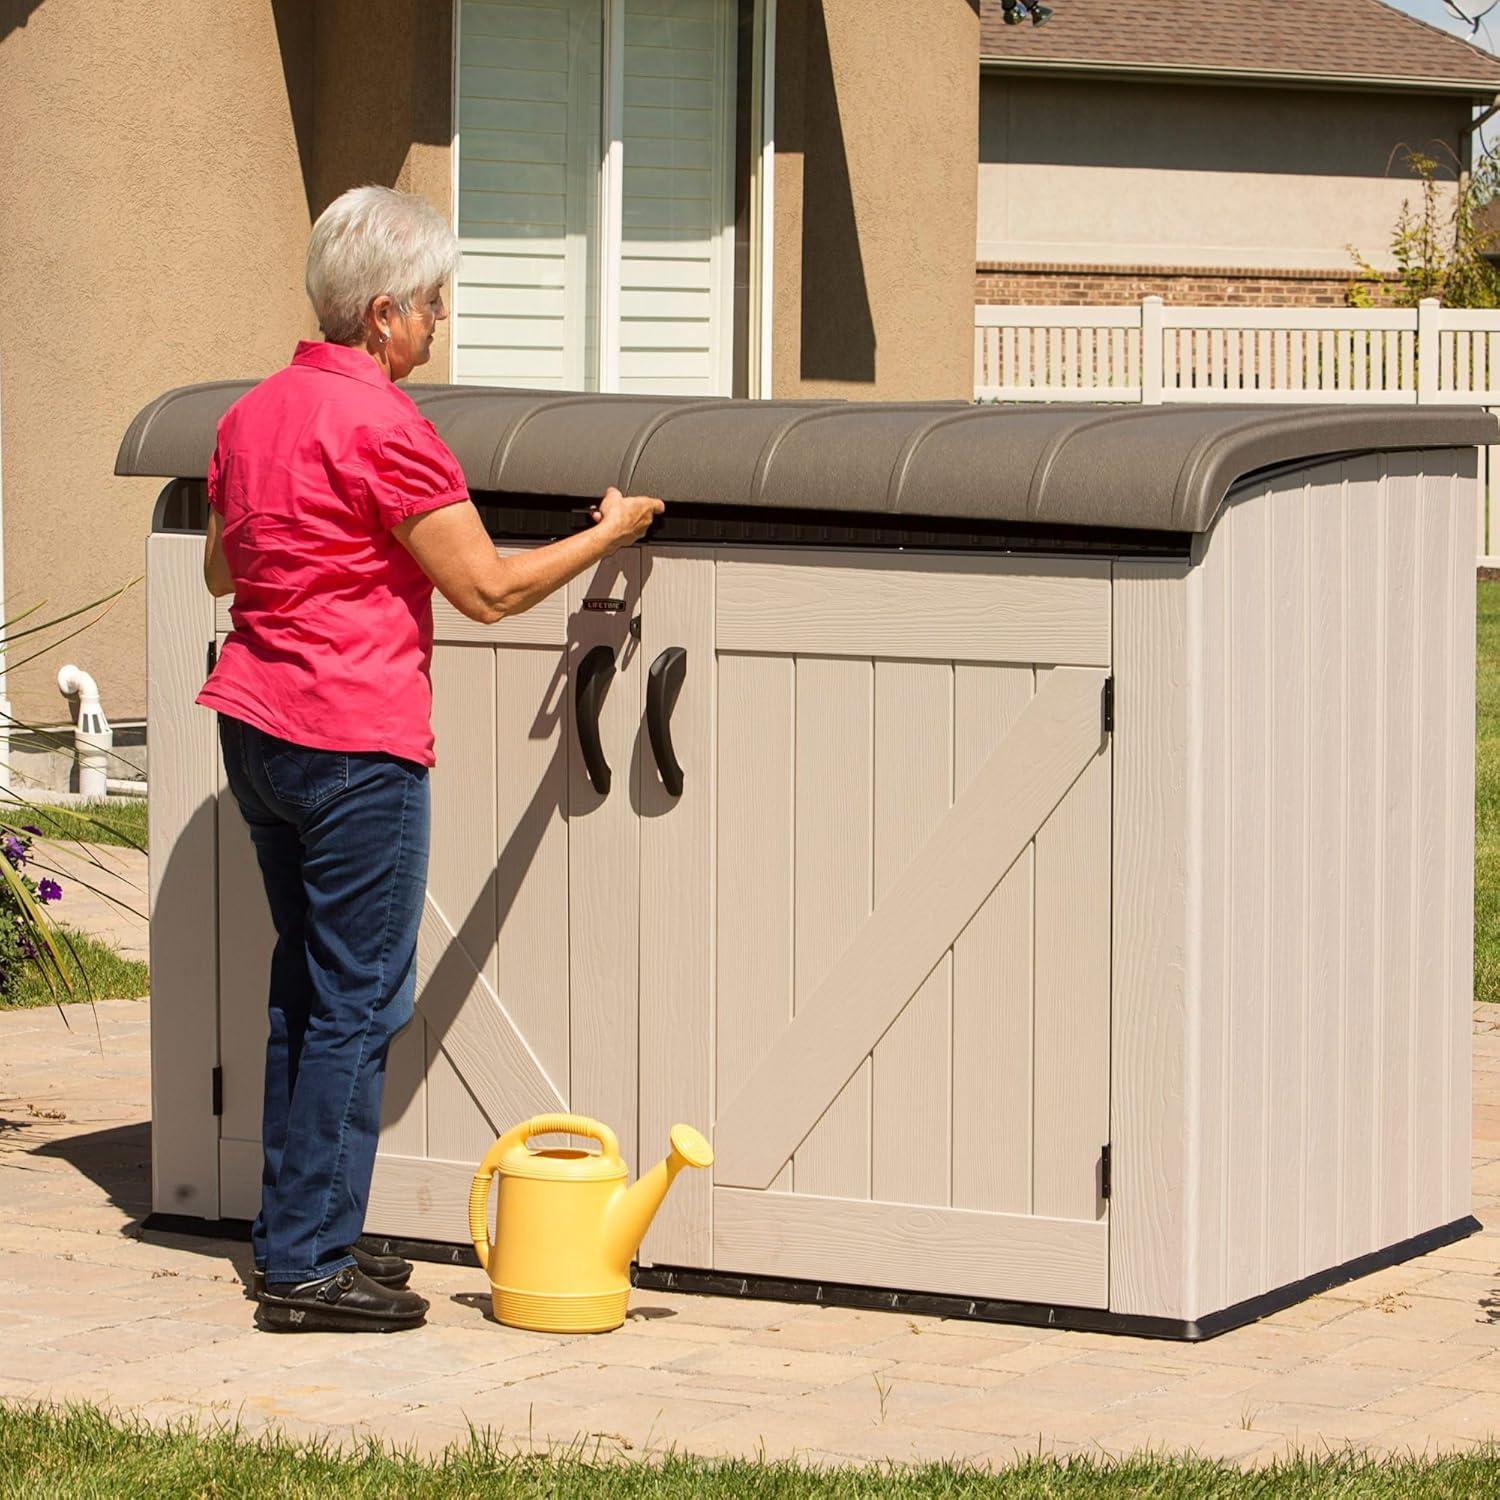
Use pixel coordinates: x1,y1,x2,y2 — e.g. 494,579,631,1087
36,878,61,904
2,836,24,866
16,934,34,961
21,825,41,837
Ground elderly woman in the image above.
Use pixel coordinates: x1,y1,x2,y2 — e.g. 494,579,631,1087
199,185,662,1334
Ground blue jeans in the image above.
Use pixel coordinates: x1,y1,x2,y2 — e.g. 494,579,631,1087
218,715,430,1284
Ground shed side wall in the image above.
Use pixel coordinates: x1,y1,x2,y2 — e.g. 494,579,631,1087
1195,452,1473,1318
1114,450,1476,1321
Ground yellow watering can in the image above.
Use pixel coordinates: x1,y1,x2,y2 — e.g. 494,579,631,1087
468,1112,713,1333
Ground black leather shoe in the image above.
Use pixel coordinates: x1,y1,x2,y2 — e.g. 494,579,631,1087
252,1242,413,1300
351,1239,413,1288
256,1265,428,1333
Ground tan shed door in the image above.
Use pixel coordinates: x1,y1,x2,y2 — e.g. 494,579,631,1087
639,549,1114,1309
214,552,644,1243
368,552,644,1241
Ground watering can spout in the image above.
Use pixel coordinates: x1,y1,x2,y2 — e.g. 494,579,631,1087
604,1124,714,1272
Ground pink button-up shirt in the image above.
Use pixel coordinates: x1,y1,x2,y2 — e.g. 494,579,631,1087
195,341,469,766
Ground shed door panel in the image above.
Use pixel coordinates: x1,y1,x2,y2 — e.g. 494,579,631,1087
214,551,642,1244
642,550,1113,1308
368,552,643,1242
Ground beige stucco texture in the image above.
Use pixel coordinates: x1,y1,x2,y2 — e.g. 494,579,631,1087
979,76,1469,272
1,0,977,722
0,0,452,727
0,1,314,726
774,0,979,400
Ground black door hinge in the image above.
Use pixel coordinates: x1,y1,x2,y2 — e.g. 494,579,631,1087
211,1065,223,1117
1100,1143,1112,1201
206,639,218,675
1102,677,1114,735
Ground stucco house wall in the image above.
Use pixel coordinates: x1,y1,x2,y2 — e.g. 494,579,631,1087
774,0,979,400
979,75,1469,274
1,0,979,731
0,0,314,733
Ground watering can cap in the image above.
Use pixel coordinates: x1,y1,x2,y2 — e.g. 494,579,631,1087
671,1123,714,1169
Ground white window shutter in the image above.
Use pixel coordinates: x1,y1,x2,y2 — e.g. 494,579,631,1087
618,0,736,396
455,0,735,396
455,0,604,389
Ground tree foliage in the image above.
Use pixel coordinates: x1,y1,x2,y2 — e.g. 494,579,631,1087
1349,144,1500,308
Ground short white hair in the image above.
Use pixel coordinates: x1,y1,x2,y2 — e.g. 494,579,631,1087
305,186,460,345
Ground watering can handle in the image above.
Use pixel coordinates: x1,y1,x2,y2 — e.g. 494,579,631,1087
467,1114,622,1271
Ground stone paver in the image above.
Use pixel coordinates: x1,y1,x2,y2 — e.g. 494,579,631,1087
0,997,1496,1468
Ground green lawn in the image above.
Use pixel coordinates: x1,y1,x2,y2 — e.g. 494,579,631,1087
1478,581,1500,1003
0,926,148,1009
0,1405,1497,1498
5,797,147,851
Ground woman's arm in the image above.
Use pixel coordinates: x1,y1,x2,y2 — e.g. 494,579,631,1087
203,510,235,597
396,487,663,625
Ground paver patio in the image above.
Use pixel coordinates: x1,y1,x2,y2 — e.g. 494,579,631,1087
1,996,1497,1468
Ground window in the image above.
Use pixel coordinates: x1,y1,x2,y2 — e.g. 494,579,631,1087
454,0,768,397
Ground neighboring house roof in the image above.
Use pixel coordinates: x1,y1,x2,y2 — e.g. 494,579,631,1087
979,0,1500,96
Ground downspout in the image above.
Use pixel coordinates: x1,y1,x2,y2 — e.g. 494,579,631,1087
1460,93,1500,193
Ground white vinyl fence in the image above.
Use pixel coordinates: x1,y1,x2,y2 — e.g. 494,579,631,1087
974,296,1500,565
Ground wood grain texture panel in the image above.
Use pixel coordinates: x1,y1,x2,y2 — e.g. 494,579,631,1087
566,555,642,1171
218,1138,263,1223
1267,474,1310,1288
1380,453,1421,1248
952,666,1034,1215
432,593,566,646
1341,455,1385,1261
148,533,222,1217
416,892,566,1126
1110,561,1193,1319
716,554,1112,666
1033,745,1111,1222
1413,471,1453,1236
1189,522,1230,1318
1304,466,1347,1275
379,1024,428,1159
215,730,273,1148
872,661,953,1208
365,1153,478,1246
1179,452,1475,1317
421,645,502,1167
1226,494,1271,1307
715,668,1107,1190
1446,457,1478,1224
639,550,716,1264
493,645,571,1110
713,1188,1109,1309
792,656,873,1201
715,652,795,1195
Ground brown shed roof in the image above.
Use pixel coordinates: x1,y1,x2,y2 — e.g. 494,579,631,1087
116,382,1497,537
980,0,1500,94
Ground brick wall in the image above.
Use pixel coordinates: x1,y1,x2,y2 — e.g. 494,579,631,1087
975,262,1397,308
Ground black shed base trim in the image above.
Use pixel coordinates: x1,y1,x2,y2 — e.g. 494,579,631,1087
633,1215,1482,1342
140,1212,1480,1342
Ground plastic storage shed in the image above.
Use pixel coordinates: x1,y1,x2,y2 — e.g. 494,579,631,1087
121,389,1491,1339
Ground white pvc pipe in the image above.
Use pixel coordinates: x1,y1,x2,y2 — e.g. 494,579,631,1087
57,664,112,799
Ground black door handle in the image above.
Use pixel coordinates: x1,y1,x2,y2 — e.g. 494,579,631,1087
646,647,687,797
576,644,615,795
